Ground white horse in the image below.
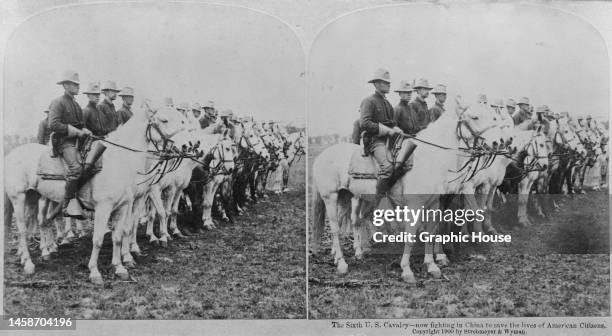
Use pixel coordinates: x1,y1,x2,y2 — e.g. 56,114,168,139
311,96,504,283
4,101,185,284
134,129,236,251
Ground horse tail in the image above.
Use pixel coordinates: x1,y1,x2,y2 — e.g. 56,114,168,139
311,186,326,247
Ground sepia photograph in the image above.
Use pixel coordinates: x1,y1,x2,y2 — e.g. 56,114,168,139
3,2,306,319
308,4,609,319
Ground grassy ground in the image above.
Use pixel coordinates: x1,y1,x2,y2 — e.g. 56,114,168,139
308,143,610,319
4,160,306,319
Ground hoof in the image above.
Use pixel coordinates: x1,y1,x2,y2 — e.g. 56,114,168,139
115,266,129,280
428,264,442,279
24,262,35,275
89,273,104,286
160,240,168,248
517,218,530,227
149,237,159,245
436,255,449,267
124,260,137,269
336,259,349,274
42,253,51,261
173,231,186,239
355,252,364,261
401,272,417,284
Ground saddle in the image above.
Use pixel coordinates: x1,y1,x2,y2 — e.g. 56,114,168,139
37,147,102,180
348,147,413,180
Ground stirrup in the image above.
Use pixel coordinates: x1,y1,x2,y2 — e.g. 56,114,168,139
63,199,85,220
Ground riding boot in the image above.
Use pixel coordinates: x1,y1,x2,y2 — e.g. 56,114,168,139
62,180,85,219
79,141,107,188
389,139,418,185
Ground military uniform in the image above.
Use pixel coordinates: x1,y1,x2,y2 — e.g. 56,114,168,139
360,91,397,178
407,96,431,133
512,110,531,126
48,89,86,215
84,100,117,137
394,100,415,134
429,101,445,123
117,103,133,125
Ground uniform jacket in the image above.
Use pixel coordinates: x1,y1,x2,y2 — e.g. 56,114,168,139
84,100,119,137
48,93,84,139
407,96,431,134
513,110,531,126
429,101,445,123
359,91,396,148
117,103,133,125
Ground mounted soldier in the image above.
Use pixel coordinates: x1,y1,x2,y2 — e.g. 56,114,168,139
78,80,123,217
408,78,434,132
429,84,447,122
117,86,134,125
360,68,417,207
513,97,532,125
37,105,52,145
47,70,93,217
392,80,414,136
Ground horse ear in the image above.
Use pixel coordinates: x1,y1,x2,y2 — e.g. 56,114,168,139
223,128,229,138
536,125,543,133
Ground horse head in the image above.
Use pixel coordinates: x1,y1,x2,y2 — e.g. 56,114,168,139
142,100,188,150
454,95,506,150
239,121,270,160
557,119,586,156
209,128,236,175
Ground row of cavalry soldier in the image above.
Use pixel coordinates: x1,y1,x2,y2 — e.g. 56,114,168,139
5,70,305,284
311,68,608,283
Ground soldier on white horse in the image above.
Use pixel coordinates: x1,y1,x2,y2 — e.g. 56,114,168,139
360,69,417,209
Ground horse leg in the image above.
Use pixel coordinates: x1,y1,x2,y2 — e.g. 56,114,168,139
324,193,348,274
11,194,36,275
517,174,535,227
111,203,131,281
400,231,417,284
349,197,365,260
169,191,185,238
60,217,76,245
201,179,220,230
88,202,113,285
128,196,145,257
150,187,169,246
121,199,139,268
157,187,173,248
423,201,442,278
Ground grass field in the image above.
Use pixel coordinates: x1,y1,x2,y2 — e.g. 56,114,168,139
4,159,306,319
307,143,610,319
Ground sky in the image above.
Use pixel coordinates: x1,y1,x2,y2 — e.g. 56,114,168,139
308,3,610,136
3,3,305,136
